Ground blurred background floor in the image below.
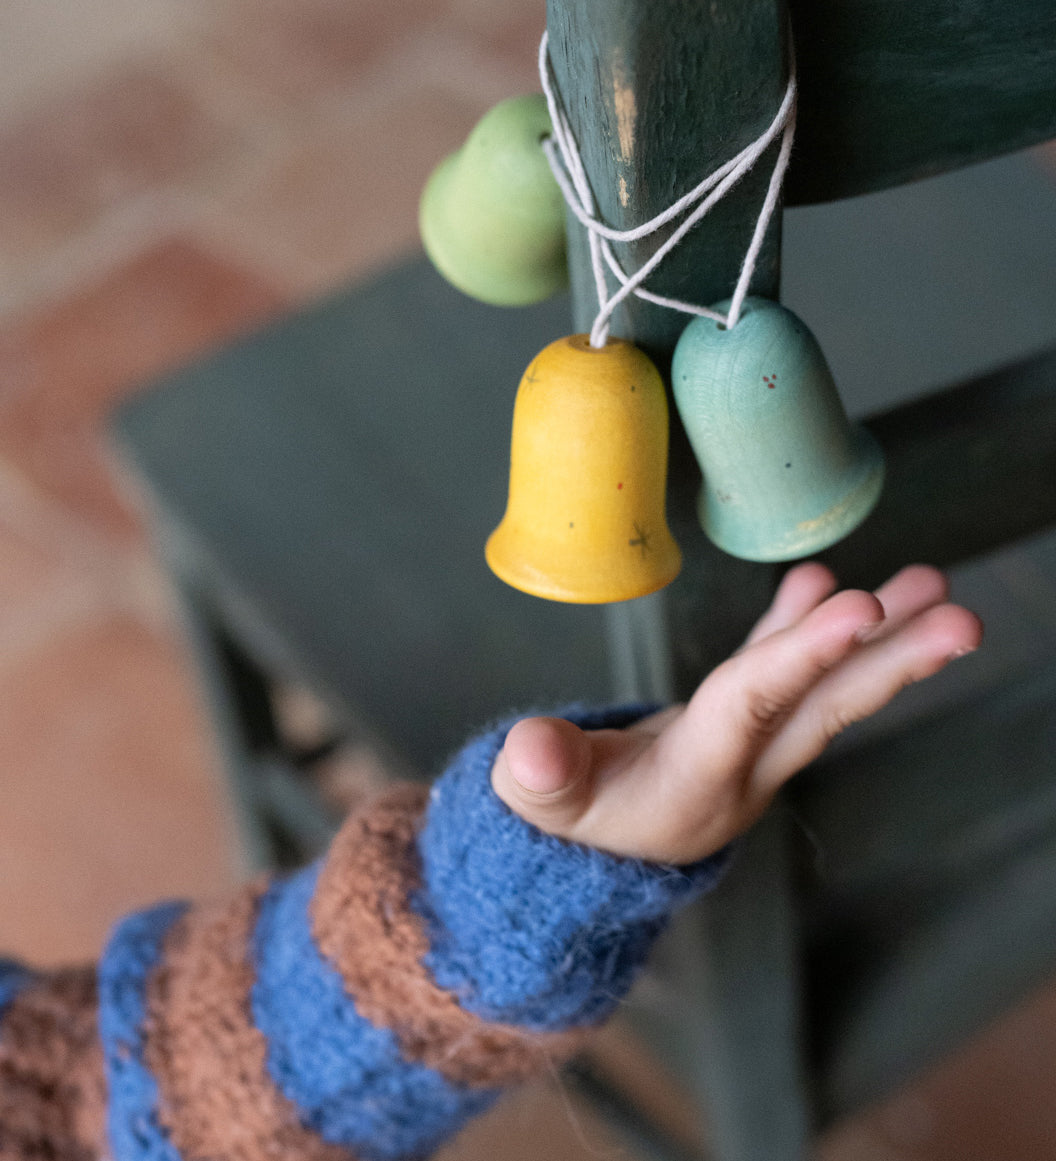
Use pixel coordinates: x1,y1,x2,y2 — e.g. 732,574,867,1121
0,2,1054,1159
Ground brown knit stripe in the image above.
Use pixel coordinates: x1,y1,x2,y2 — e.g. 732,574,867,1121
310,786,586,1089
143,881,356,1161
0,967,108,1161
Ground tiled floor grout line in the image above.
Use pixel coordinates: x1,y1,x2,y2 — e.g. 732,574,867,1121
0,454,170,656
0,189,200,323
0,454,131,562
0,26,525,321
180,27,545,295
0,580,125,675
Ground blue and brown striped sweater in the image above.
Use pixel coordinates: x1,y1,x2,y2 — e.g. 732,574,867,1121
0,708,729,1160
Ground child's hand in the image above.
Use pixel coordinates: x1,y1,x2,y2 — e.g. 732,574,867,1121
491,563,982,864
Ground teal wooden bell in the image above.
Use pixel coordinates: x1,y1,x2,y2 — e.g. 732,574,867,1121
419,94,568,307
672,298,884,562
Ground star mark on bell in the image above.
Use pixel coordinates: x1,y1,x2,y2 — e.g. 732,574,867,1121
524,363,540,384
629,521,652,557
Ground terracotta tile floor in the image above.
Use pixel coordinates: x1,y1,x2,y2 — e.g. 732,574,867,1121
0,3,1055,1159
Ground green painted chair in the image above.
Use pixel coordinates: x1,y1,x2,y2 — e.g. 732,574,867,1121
543,1,1056,1157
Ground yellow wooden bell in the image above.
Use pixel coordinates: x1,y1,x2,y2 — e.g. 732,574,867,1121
486,335,681,603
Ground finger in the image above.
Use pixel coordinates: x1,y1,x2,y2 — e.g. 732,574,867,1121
863,564,950,642
624,704,683,740
492,716,681,856
742,562,839,648
491,717,598,835
754,601,983,788
666,588,885,775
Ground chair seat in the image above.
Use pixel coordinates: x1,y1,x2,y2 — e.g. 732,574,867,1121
112,259,611,778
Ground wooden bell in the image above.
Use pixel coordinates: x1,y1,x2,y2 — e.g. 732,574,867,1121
419,95,568,307
672,298,884,562
486,335,682,603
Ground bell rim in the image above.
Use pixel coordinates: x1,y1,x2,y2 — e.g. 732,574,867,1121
485,529,682,604
700,426,885,563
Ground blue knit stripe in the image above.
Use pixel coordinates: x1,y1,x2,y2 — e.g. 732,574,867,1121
251,862,497,1161
0,958,35,1021
415,704,732,1030
98,901,189,1161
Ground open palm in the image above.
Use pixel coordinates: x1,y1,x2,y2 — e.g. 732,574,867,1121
492,563,982,864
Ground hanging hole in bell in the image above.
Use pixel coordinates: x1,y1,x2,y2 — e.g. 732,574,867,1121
715,322,727,331
570,333,613,353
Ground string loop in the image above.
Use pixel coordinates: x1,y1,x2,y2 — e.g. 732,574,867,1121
538,31,797,348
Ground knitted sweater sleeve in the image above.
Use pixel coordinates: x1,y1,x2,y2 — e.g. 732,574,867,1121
0,707,730,1161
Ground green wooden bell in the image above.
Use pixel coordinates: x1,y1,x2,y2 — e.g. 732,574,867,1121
419,95,568,307
672,298,884,562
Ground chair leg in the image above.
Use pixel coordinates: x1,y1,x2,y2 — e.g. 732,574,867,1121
170,568,339,871
634,809,814,1161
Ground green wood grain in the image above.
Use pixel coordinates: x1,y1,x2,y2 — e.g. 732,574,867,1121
788,0,1056,204
545,0,788,360
545,0,789,698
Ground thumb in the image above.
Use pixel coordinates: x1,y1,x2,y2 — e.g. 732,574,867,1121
491,717,595,836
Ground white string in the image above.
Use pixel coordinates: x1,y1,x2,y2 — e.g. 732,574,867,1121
538,30,797,347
